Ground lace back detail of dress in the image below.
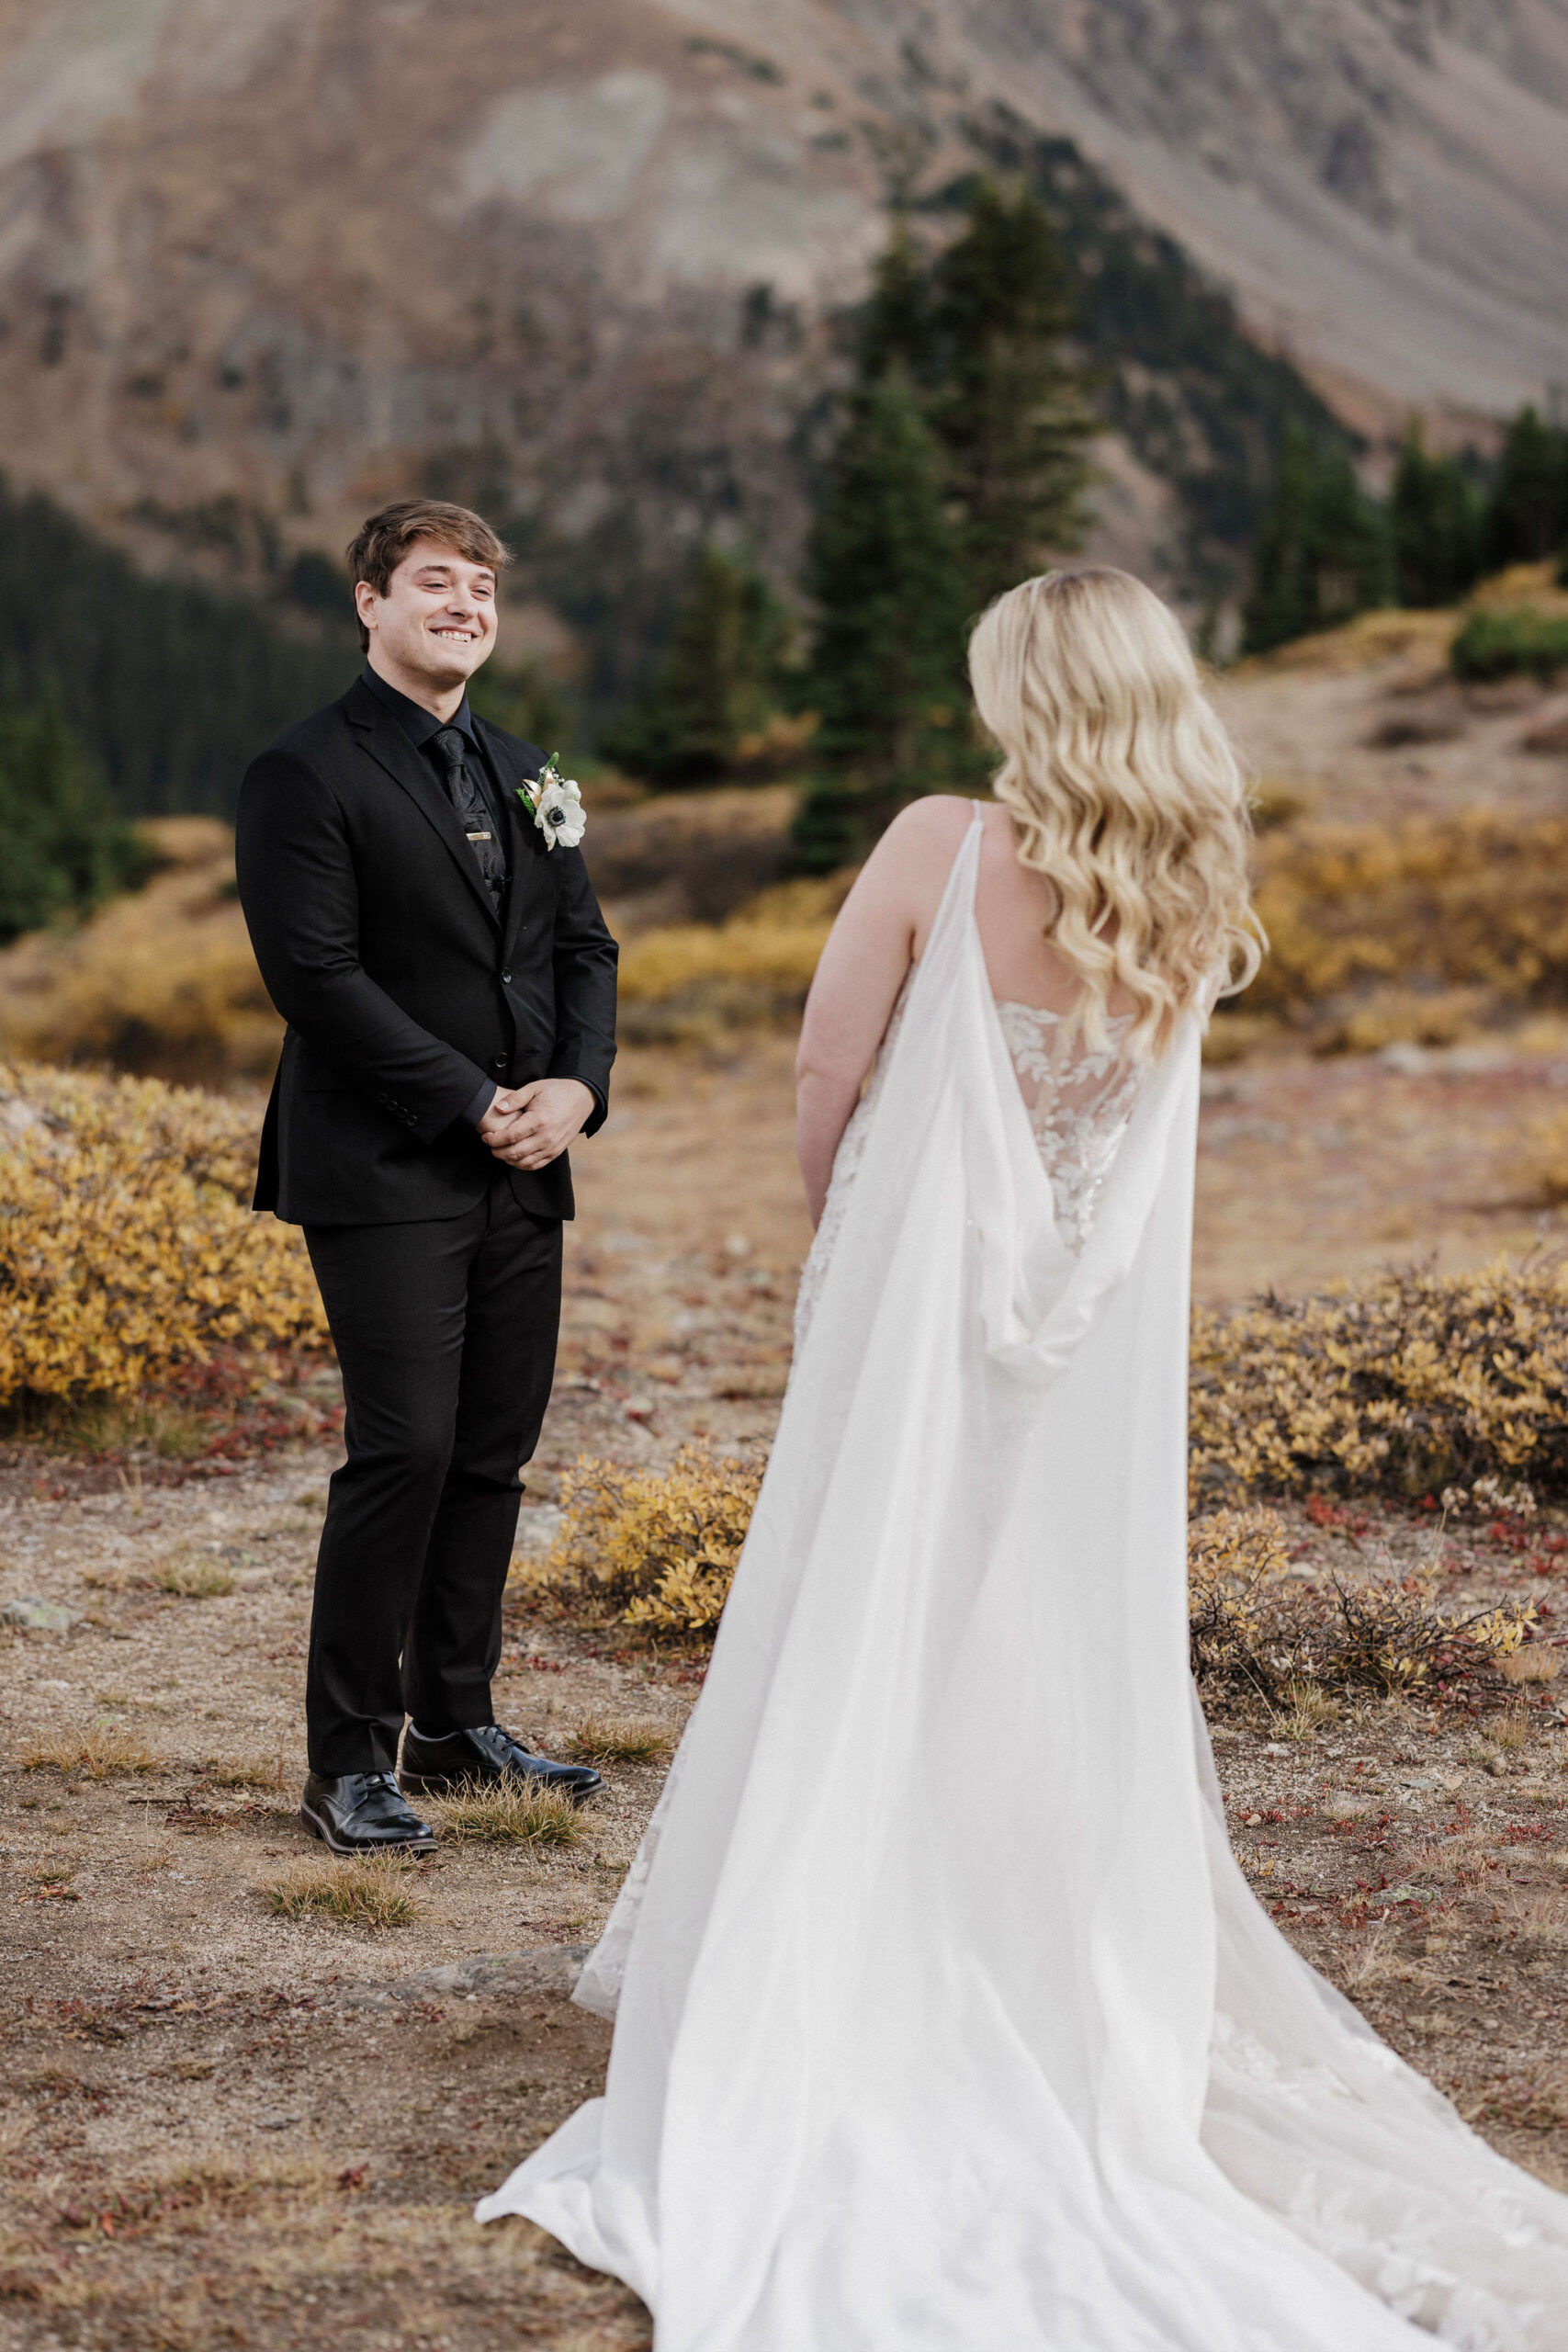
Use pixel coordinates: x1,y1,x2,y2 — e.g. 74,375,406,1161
993,999,1142,1255
795,980,1142,1350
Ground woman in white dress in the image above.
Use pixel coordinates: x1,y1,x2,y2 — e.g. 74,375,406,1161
479,568,1568,2347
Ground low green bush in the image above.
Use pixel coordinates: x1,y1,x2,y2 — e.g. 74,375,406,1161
1449,607,1568,683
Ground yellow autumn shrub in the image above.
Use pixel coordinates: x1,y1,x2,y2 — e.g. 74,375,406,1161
1524,1105,1568,1206
1187,1506,1292,1682
0,1061,324,1407
620,919,830,1004
615,872,857,1044
1226,808,1568,1046
1191,1259,1568,1503
514,1443,765,1639
0,818,282,1085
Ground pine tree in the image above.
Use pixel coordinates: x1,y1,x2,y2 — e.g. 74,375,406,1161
928,181,1097,607
468,658,574,763
858,215,936,387
792,367,973,869
1482,405,1568,571
1389,424,1483,608
1305,447,1393,626
0,694,150,944
601,542,791,786
1242,425,1390,653
1240,426,1317,652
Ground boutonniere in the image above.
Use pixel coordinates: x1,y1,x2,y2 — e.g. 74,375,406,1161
518,754,586,851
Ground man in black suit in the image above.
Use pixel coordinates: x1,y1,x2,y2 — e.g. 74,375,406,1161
236,498,616,1853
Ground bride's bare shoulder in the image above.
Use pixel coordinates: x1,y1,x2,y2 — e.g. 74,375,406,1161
849,797,987,938
870,794,978,876
885,793,977,843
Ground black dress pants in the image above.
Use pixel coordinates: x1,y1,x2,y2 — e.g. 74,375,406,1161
303,1172,562,1775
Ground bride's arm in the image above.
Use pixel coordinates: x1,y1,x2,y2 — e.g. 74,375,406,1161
795,798,965,1227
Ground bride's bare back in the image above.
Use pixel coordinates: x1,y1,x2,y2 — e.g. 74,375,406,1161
796,796,1127,1224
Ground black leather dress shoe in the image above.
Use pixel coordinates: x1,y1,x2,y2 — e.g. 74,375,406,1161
299,1770,436,1854
400,1722,603,1804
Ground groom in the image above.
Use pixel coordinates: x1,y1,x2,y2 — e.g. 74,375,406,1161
236,498,616,1853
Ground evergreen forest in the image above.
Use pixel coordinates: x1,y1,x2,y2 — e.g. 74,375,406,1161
0,477,355,818
1243,407,1568,655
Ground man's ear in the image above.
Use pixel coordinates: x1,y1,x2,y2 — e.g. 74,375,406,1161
354,580,378,633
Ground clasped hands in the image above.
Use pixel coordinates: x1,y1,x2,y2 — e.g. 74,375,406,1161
477,1078,594,1171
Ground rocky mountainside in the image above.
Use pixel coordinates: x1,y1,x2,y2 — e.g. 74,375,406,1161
0,0,1563,704
875,0,1568,422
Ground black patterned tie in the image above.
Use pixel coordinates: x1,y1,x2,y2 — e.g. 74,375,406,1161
431,727,506,905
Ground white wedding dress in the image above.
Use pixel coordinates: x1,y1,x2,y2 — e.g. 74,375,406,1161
478,809,1568,2346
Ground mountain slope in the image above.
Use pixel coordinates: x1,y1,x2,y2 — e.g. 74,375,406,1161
843,0,1568,416
0,0,1562,731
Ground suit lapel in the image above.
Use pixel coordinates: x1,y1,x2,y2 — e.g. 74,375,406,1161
479,718,549,967
347,683,501,931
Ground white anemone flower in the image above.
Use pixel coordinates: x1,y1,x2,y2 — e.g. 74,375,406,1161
524,758,587,851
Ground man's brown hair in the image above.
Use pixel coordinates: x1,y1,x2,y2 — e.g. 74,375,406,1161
345,499,513,650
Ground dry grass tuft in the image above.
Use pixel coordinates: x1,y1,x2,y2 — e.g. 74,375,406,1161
53,2153,333,2239
199,1752,286,1791
429,1777,586,1849
260,1855,423,1928
22,1727,161,1779
1481,1705,1534,1752
567,1711,676,1766
1503,1891,1568,1949
1274,1679,1340,1738
154,1556,237,1600
1338,1932,1439,1995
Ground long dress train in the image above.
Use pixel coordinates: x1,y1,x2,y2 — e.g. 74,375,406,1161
478,808,1568,2347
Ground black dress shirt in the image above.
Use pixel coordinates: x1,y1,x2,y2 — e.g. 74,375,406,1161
360,664,510,1126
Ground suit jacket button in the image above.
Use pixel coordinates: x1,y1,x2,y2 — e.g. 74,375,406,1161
501,971,512,983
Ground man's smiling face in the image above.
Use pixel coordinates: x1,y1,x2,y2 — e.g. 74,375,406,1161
356,537,499,701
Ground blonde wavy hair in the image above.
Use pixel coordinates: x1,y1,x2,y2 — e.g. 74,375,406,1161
968,566,1262,1058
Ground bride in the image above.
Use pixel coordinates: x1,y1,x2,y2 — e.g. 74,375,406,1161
479,568,1568,2346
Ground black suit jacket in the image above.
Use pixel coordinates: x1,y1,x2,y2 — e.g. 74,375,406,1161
235,678,617,1225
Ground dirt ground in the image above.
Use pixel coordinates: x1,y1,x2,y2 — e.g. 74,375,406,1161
1213,631,1568,827
5,1034,1568,2349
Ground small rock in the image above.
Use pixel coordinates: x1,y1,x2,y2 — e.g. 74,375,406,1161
513,1506,564,1557
332,1945,590,2014
2,1596,75,1632
0,1091,43,1145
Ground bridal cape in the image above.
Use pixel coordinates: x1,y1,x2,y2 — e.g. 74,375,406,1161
479,810,1568,2347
